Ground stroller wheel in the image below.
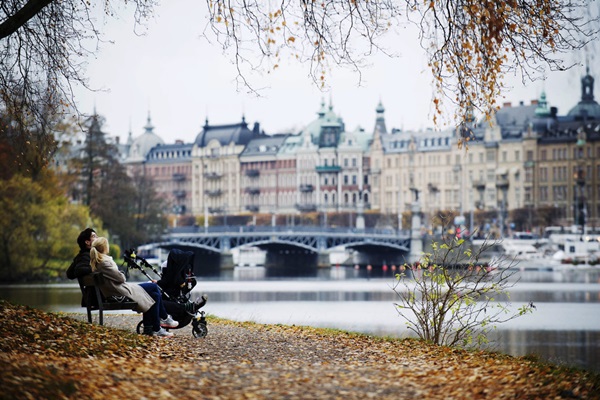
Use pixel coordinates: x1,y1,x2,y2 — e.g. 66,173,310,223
136,321,144,335
192,323,208,338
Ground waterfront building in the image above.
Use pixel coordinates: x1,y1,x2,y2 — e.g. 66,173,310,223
289,99,372,216
368,69,600,236
191,117,263,216
123,113,164,178
58,68,600,236
239,134,290,214
144,140,193,216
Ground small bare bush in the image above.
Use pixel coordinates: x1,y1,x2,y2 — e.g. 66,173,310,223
393,237,534,348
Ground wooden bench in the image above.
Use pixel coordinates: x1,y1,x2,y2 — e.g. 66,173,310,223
77,272,138,326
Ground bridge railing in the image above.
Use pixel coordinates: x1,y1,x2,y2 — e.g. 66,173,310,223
170,225,411,237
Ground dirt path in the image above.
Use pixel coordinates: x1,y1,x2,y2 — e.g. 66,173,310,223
1,302,599,399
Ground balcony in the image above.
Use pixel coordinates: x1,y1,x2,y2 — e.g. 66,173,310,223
172,173,186,182
299,184,314,192
295,203,317,212
204,172,223,180
472,180,486,192
315,165,341,173
245,169,260,177
245,187,260,195
173,190,186,198
495,177,509,190
205,189,223,197
245,205,260,212
208,207,223,213
427,183,439,193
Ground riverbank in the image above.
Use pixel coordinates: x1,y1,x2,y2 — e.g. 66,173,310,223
1,300,599,399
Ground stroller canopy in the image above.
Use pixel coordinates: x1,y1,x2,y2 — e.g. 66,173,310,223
158,249,195,297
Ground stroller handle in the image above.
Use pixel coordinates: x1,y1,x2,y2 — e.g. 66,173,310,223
121,250,173,301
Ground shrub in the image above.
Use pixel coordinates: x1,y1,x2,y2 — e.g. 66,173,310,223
393,237,535,349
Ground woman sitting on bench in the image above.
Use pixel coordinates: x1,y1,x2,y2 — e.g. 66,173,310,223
90,237,178,337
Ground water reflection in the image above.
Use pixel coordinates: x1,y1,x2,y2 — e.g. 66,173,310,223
1,272,599,373
490,330,600,372
1,285,82,313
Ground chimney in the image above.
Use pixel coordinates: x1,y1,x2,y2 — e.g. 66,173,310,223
531,99,538,105
503,102,512,108
115,136,120,144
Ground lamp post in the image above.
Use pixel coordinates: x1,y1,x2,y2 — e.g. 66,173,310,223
397,188,403,232
575,127,587,236
427,183,439,235
495,174,509,238
452,164,463,216
204,202,209,233
473,181,486,237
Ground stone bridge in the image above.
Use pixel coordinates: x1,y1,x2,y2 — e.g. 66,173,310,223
151,226,414,277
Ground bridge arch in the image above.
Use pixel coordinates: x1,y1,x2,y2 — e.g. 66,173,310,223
235,239,317,253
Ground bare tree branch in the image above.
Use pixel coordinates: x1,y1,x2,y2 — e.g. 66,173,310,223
0,0,53,40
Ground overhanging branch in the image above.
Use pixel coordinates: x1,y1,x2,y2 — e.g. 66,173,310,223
0,0,54,40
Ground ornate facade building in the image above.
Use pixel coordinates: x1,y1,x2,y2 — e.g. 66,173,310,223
191,117,263,216
93,68,600,235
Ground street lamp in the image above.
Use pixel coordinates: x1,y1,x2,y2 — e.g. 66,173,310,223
427,183,439,235
495,173,509,238
575,127,587,235
452,164,463,216
472,181,486,237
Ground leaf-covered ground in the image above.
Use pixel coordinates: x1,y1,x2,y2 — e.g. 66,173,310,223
0,300,599,399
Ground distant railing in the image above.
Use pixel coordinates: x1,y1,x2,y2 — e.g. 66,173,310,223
205,189,223,197
299,184,314,192
204,172,223,180
315,165,342,173
171,225,407,236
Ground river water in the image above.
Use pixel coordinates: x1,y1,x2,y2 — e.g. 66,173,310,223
1,267,599,372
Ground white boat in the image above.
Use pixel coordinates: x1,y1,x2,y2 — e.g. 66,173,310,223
493,239,562,270
493,231,600,271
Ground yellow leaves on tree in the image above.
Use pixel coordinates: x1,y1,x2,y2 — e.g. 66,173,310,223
205,0,591,130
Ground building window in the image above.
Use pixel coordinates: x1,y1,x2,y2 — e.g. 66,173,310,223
539,167,547,182
539,186,548,202
526,150,533,162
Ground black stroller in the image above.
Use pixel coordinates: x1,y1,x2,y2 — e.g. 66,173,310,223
122,248,208,338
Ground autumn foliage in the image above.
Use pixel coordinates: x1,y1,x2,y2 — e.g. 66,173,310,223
1,300,599,398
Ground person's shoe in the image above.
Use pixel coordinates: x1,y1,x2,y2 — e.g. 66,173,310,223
152,327,174,338
160,314,179,328
194,294,208,312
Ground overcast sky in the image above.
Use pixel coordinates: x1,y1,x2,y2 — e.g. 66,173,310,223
72,2,592,145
